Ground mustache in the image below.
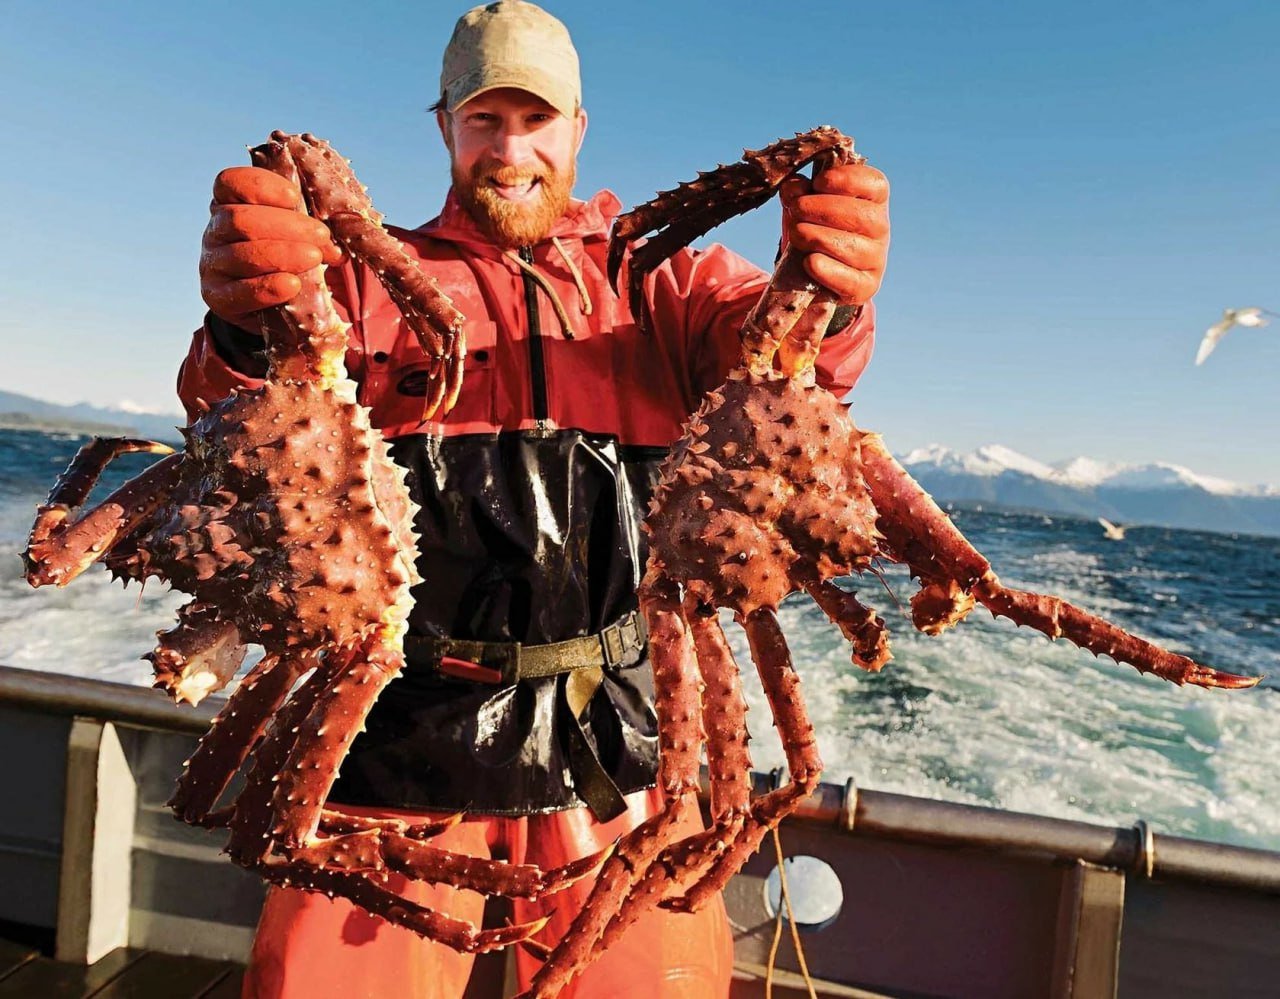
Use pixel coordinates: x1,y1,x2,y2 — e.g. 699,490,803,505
472,162,546,186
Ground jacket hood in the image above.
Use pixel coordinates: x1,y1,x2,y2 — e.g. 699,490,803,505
416,187,623,255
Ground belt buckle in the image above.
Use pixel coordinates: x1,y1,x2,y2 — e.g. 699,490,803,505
619,614,641,654
601,625,625,669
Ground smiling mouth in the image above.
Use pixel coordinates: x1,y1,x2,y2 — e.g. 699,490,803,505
487,177,542,202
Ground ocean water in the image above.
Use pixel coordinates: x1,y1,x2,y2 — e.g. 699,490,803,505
3,427,1277,850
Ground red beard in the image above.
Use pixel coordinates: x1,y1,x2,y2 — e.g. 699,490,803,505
452,159,576,248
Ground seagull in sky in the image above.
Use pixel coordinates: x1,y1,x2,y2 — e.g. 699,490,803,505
1098,517,1127,541
1195,307,1276,365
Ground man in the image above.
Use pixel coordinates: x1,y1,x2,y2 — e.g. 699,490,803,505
187,3,889,996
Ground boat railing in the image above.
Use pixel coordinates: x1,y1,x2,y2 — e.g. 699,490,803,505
2,662,1277,998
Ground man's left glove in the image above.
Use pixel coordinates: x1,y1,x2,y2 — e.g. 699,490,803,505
780,162,890,305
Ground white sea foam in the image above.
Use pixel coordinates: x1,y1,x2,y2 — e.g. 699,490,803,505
719,580,1280,852
0,543,186,684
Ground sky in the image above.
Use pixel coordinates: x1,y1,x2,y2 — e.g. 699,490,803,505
2,1,1277,484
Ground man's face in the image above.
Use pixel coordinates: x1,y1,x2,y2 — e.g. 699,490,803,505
438,88,588,248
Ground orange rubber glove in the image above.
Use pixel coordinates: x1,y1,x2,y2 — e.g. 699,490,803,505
199,166,344,327
779,161,890,306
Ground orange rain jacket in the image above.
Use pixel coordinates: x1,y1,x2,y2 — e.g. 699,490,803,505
177,187,876,818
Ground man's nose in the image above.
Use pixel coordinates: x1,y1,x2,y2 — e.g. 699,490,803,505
489,127,535,165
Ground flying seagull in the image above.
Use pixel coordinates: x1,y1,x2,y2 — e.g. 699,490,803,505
1195,306,1276,365
1098,517,1127,541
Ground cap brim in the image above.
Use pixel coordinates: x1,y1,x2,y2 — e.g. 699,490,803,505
446,64,578,120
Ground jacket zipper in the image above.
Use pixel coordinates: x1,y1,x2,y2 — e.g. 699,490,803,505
519,246,551,428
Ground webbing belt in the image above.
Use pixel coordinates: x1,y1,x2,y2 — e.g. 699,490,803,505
403,610,649,821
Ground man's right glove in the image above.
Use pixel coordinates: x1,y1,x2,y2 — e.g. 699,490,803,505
199,166,344,328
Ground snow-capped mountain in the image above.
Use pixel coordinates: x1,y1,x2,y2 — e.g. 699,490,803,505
899,444,1280,537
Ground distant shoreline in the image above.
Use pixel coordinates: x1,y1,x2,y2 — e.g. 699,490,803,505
0,413,181,442
0,413,134,437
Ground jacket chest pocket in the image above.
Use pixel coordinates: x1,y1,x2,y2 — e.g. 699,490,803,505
434,320,497,430
362,318,497,434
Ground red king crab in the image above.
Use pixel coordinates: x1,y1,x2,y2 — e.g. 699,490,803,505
519,127,1260,997
23,131,612,955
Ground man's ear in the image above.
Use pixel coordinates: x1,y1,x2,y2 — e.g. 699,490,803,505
436,110,453,152
574,107,588,155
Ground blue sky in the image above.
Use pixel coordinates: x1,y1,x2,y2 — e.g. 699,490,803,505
3,1,1277,483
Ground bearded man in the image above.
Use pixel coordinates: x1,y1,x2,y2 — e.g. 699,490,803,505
187,2,890,996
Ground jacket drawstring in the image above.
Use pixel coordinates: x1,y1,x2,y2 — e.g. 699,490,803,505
551,237,593,317
505,250,576,339
504,241,593,340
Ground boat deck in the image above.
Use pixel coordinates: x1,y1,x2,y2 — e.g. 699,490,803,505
0,926,242,998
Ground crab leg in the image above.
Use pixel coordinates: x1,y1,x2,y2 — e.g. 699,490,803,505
667,607,824,915
283,829,610,899
317,810,463,839
860,436,1259,689
324,212,467,418
523,571,705,999
147,601,249,707
228,636,593,908
265,639,404,848
24,443,181,587
740,254,835,377
688,599,755,819
590,598,754,941
168,650,305,827
803,578,892,671
260,862,550,954
226,651,336,865
608,128,859,339
972,577,1259,689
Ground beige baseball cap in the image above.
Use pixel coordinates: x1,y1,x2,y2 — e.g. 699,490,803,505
439,1,581,119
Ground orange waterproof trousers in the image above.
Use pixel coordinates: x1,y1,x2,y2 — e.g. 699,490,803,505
241,788,734,998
